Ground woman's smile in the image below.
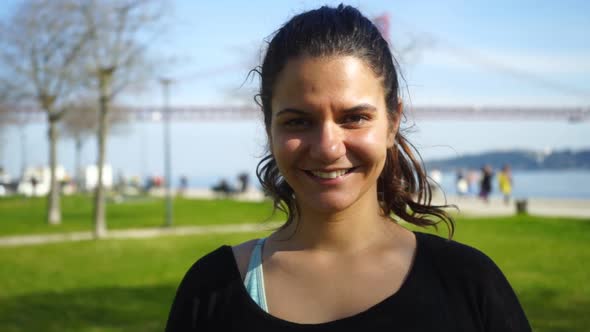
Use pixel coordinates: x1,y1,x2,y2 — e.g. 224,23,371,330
305,167,356,179
300,167,359,186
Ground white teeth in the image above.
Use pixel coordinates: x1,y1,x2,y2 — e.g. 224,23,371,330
311,169,348,179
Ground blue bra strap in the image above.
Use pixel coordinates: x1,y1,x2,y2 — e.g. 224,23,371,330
244,238,268,312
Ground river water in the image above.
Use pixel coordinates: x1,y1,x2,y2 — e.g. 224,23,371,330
188,169,590,200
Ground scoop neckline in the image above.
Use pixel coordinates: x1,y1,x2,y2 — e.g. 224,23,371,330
225,231,425,329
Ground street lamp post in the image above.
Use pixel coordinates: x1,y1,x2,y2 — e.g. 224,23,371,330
160,78,173,227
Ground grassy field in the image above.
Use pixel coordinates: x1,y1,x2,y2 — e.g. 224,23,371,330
0,195,277,236
0,196,589,331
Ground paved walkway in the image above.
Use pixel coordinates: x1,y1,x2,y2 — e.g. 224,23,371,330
0,222,282,248
433,195,590,218
1,196,588,248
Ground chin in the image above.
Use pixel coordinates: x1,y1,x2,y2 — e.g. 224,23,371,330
296,192,358,214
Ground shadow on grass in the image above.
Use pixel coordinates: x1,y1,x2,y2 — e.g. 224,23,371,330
1,284,589,332
519,287,590,332
0,284,177,332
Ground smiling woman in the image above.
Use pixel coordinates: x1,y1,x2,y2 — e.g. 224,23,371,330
270,56,393,214
166,4,532,331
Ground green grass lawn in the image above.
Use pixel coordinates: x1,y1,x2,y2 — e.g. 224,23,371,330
0,232,267,332
442,215,590,332
0,196,589,331
0,195,277,236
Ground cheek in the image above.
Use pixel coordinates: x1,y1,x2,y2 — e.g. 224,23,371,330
345,128,390,171
273,139,302,178
272,135,303,164
349,128,389,152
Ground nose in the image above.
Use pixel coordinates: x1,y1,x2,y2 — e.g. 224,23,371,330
309,122,346,163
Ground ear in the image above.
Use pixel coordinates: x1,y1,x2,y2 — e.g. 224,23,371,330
387,100,402,148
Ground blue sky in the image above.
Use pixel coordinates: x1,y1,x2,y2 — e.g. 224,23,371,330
141,0,590,107
1,1,589,182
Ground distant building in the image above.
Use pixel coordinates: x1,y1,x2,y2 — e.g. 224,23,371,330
83,165,113,191
17,166,67,196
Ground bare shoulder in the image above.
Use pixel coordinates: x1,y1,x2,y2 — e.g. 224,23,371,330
231,239,259,281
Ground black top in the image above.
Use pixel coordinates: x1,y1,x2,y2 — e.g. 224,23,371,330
166,232,531,331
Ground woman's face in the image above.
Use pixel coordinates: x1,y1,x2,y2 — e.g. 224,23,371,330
270,55,397,214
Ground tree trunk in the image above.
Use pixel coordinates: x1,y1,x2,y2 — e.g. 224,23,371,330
75,136,83,192
47,119,61,224
93,68,113,239
18,125,27,179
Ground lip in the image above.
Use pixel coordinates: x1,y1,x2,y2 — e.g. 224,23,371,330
303,166,356,172
307,167,354,172
301,167,357,184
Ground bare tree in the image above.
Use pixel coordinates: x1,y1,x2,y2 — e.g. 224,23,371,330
0,104,31,179
0,0,90,224
61,102,95,189
60,99,128,191
79,0,165,238
0,104,12,170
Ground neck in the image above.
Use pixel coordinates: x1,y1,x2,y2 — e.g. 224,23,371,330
274,190,395,253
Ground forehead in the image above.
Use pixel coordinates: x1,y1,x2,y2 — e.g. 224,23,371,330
271,55,385,111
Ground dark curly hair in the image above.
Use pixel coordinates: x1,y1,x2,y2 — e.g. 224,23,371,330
255,4,454,237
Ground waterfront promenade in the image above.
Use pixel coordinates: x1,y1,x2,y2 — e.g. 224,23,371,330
432,194,590,219
1,190,588,247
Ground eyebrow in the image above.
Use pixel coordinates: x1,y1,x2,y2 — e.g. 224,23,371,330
275,108,307,117
342,103,377,113
275,103,377,117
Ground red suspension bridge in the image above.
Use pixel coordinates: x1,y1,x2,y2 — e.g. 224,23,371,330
4,105,589,123
3,13,589,125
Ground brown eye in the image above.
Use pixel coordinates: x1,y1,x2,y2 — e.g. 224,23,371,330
342,114,369,125
284,118,311,128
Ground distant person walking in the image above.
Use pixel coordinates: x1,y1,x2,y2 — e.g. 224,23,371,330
498,164,513,205
31,176,39,197
479,165,493,202
178,175,189,197
456,169,468,197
